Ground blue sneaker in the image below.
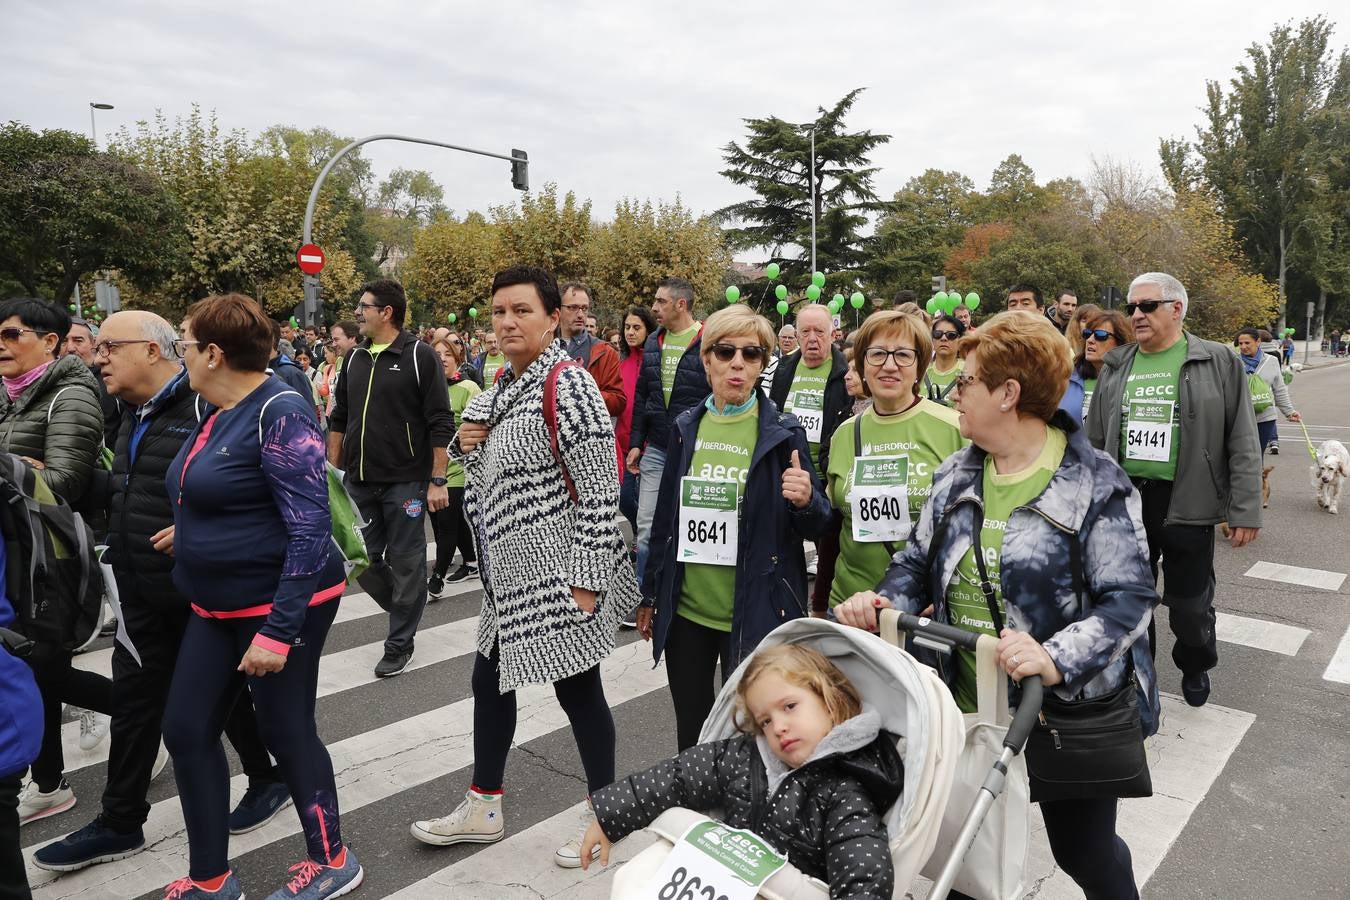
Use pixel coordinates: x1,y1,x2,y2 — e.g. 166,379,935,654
33,816,145,871
162,871,244,899
228,781,292,834
265,846,364,900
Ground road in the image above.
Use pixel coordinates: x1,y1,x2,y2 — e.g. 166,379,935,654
18,362,1350,899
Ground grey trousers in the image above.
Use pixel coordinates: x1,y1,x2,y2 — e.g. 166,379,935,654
347,479,430,656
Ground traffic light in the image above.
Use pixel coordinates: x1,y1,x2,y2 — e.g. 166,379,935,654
511,149,529,192
930,275,947,293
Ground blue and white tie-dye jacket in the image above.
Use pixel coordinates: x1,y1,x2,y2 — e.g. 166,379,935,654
875,413,1161,736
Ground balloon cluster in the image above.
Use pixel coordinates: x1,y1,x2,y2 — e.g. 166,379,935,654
1282,327,1296,337
67,299,106,325
926,290,980,317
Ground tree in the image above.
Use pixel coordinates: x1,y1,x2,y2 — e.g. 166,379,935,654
866,169,976,300
0,123,182,303
718,89,890,286
402,212,503,320
490,183,591,281
368,168,448,270
973,154,1051,223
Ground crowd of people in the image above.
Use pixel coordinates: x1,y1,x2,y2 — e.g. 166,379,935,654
0,263,1287,900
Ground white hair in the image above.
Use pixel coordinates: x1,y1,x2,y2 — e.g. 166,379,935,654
139,315,180,360
1129,272,1189,319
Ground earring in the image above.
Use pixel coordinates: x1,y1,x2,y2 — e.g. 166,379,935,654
1000,405,1008,411
208,362,216,370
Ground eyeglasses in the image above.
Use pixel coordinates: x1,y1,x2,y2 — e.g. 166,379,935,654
954,374,982,391
171,339,200,357
707,343,768,363
1124,299,1176,316
1081,328,1120,343
354,302,385,312
562,303,591,314
0,327,50,343
863,347,918,368
92,340,152,360
932,330,960,341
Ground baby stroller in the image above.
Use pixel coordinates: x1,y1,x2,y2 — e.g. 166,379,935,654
609,613,1042,899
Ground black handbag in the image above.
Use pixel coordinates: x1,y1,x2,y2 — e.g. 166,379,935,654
971,509,1152,803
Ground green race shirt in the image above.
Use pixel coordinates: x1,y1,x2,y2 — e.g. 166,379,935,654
481,351,507,386
661,323,700,405
368,342,391,355
785,356,832,468
826,400,965,607
947,427,1067,713
445,379,482,488
924,360,963,407
1081,375,1097,422
1118,337,1187,481
679,404,758,632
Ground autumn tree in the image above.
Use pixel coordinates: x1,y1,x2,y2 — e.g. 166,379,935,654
490,183,591,281
402,212,503,322
866,169,976,300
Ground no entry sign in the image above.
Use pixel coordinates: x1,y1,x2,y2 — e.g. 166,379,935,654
296,243,326,275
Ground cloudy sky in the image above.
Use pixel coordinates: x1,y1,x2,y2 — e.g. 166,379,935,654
5,1,1339,233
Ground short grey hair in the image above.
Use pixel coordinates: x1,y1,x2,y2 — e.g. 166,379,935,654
1129,272,1189,318
658,276,696,309
139,315,180,360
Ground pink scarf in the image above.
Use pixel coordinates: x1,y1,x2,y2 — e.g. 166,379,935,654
3,358,55,403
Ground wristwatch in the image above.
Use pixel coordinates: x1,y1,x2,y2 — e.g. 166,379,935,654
430,476,448,487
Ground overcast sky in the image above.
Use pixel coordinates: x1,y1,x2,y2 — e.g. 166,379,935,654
5,1,1340,241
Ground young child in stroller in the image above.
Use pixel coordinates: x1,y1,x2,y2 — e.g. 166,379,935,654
580,644,903,898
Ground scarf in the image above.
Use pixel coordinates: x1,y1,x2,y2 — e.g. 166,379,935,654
704,392,757,416
1241,352,1262,375
3,358,54,403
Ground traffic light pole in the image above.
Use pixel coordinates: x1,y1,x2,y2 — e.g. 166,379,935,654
300,134,528,325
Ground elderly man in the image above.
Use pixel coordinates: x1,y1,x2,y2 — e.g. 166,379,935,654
776,324,798,357
32,312,287,872
767,304,850,477
1087,272,1262,707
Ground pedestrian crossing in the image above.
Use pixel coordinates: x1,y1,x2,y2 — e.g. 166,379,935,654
21,570,1343,900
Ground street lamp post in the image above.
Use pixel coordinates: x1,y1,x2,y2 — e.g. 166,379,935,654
808,124,816,274
88,102,114,148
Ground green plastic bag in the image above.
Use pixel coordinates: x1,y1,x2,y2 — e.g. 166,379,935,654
327,464,369,582
1248,372,1274,413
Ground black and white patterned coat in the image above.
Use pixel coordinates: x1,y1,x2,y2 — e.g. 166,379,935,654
453,342,640,692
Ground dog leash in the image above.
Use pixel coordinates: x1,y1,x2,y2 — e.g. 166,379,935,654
1297,419,1318,462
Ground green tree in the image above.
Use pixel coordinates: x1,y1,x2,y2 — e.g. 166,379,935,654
718,89,890,287
866,169,976,300
973,154,1051,223
490,183,592,280
0,123,182,303
368,168,448,270
402,212,503,320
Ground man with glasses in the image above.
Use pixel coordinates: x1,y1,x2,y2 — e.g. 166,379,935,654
559,283,625,419
1087,272,1262,707
475,332,507,386
329,279,454,678
627,277,709,597
33,311,289,872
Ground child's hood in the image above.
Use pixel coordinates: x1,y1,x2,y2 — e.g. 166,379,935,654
757,707,905,811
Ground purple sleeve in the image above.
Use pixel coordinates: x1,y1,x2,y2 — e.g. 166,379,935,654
257,410,333,645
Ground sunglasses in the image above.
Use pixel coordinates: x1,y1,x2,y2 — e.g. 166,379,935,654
0,327,50,343
708,343,767,363
954,374,981,391
932,330,960,341
1124,299,1176,316
1082,328,1120,342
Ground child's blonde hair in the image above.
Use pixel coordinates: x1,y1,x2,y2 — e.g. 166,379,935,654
734,644,862,734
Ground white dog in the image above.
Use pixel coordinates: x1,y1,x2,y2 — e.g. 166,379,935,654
1312,439,1350,514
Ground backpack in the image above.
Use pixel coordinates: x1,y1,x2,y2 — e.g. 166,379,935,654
0,453,104,651
543,359,583,503
257,392,370,582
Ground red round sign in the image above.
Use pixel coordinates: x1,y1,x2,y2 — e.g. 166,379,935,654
296,243,325,275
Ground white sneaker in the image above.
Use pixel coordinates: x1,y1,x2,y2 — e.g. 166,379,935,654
18,779,77,826
410,790,505,846
151,743,170,781
76,709,111,751
553,801,599,869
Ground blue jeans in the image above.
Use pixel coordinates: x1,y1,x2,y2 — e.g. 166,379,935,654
1257,419,1278,454
634,446,667,594
619,469,639,530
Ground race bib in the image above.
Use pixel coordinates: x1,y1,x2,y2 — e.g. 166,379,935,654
1125,399,1174,462
849,455,910,543
788,389,824,443
642,821,787,900
678,477,738,566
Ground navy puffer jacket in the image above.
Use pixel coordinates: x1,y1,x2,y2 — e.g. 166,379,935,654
627,324,709,456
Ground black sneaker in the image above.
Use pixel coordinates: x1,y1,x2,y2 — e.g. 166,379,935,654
427,573,446,601
1268,442,1280,455
375,648,414,678
32,816,145,872
228,781,292,834
1181,672,1211,707
446,563,479,584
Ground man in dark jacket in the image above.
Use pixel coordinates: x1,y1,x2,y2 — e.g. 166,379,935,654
329,279,455,677
625,276,710,592
765,304,850,478
559,283,625,419
268,320,317,417
31,311,288,872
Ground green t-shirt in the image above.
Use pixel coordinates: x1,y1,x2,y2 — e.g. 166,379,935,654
924,360,963,407
785,357,832,469
1081,376,1097,422
661,323,700,405
679,404,758,632
482,351,507,386
445,379,482,488
947,427,1067,713
369,342,391,355
826,400,965,608
1118,337,1187,481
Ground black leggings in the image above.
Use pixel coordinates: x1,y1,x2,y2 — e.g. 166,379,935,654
0,773,27,900
429,487,475,577
27,647,114,792
665,614,732,752
163,600,342,881
471,642,614,794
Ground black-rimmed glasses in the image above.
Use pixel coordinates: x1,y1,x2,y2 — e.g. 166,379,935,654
932,330,960,341
863,347,918,367
1124,299,1176,316
171,339,200,357
92,340,152,360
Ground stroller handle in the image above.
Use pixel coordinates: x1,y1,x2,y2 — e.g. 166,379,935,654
891,611,982,651
1004,675,1042,753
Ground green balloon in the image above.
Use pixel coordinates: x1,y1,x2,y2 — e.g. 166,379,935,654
447,312,457,324
725,285,740,304
776,299,789,316
926,297,942,315
812,271,826,289
468,307,478,318
832,293,845,306
765,262,781,281
775,284,788,301
69,303,77,311
289,316,299,328
805,284,822,301
965,292,980,311
933,291,948,306
850,292,865,309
